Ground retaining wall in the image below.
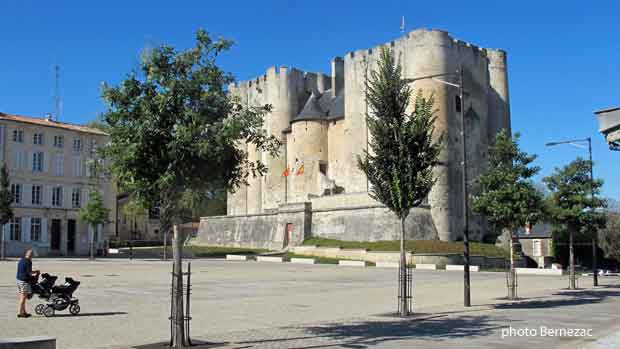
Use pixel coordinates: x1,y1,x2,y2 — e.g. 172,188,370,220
291,245,506,268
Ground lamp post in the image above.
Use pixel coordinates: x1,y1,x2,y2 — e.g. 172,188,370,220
404,66,471,307
545,137,598,287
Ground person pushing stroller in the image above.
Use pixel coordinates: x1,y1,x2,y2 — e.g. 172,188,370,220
16,249,39,318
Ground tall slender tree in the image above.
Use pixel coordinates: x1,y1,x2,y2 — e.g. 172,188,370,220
0,164,14,261
358,47,442,317
471,130,544,300
79,190,109,260
100,29,279,347
544,158,606,289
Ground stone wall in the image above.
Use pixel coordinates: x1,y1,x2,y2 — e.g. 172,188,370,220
291,245,508,268
197,212,280,250
311,205,437,241
198,199,437,249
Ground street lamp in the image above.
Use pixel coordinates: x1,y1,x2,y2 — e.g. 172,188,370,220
404,66,472,307
545,137,598,287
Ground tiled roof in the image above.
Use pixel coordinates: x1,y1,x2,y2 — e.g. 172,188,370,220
0,112,108,136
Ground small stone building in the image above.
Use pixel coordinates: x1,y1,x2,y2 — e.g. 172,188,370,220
517,224,553,268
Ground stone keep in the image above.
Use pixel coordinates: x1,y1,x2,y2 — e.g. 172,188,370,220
197,29,511,249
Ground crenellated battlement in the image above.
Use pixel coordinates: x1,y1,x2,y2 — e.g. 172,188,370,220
232,65,332,94
345,28,506,65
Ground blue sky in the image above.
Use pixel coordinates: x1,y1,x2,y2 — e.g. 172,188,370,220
1,1,618,199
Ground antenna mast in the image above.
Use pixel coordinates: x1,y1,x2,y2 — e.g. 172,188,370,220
54,65,61,121
400,16,405,33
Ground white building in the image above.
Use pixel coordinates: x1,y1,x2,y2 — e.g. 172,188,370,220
0,112,116,256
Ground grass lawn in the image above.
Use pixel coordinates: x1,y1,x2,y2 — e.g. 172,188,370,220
302,237,509,258
285,253,377,266
119,245,268,258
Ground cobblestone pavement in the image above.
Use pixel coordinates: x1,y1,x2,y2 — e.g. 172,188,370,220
1,258,619,348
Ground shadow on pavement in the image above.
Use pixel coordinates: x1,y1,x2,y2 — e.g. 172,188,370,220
233,314,508,349
50,311,128,318
494,285,620,310
132,340,229,348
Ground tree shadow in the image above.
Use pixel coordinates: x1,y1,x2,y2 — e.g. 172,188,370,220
50,311,128,318
493,287,620,310
132,340,230,349
234,314,509,349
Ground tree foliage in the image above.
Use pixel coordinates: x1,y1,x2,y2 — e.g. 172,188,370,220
0,164,13,226
100,29,280,231
599,212,620,262
357,47,442,220
471,130,544,235
79,190,109,229
543,158,606,235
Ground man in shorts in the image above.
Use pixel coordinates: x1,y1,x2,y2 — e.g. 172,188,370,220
16,249,39,318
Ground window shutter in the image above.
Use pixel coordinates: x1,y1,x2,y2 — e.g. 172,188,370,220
2,224,8,242
12,150,19,170
41,218,48,243
42,152,47,172
22,217,31,242
22,184,31,207
64,186,71,209
29,151,34,171
22,150,27,169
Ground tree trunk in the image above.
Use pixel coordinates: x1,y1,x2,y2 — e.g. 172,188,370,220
509,230,516,300
592,235,598,287
569,228,576,290
171,224,185,348
90,225,95,261
0,231,5,261
163,229,168,261
399,216,408,317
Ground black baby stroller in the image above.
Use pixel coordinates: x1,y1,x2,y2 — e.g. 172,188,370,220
31,273,58,301
37,277,81,317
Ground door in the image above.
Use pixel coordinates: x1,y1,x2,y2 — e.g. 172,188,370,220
283,223,293,248
51,219,62,250
67,220,76,253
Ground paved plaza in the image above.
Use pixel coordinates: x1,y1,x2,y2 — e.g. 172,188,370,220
1,258,619,348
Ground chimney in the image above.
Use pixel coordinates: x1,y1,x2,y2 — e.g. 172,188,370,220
331,56,344,98
45,113,53,122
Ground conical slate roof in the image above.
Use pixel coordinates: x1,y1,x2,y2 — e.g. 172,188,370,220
294,91,326,122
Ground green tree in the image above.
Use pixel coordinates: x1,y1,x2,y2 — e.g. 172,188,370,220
357,48,442,316
471,130,544,300
0,164,13,260
101,29,278,243
544,158,606,289
599,212,620,263
85,115,110,132
100,29,279,346
79,190,109,260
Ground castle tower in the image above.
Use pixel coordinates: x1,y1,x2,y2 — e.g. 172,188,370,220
289,91,329,201
216,28,511,245
486,49,512,142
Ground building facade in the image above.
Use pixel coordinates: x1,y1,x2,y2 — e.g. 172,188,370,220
197,29,512,249
0,113,115,256
115,193,161,242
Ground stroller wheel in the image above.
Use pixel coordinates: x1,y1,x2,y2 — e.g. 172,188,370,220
69,304,81,315
35,304,44,315
43,305,54,317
